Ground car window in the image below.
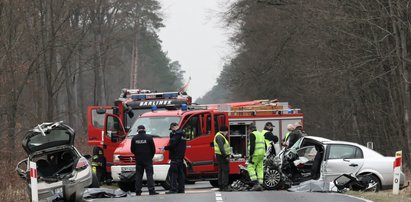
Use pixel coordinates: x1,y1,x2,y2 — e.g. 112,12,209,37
296,146,317,161
328,145,363,159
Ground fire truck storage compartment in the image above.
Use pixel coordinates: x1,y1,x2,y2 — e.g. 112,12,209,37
229,123,250,158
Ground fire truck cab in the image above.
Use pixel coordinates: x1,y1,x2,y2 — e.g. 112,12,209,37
103,99,303,191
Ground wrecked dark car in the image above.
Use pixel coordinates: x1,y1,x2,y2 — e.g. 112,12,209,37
16,122,92,201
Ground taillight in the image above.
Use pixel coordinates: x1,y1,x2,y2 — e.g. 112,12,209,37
76,157,89,171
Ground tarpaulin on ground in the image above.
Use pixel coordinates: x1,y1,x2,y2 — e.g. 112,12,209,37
83,188,129,198
287,179,331,192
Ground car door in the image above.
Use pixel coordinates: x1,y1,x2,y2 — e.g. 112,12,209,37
183,111,217,172
323,144,364,182
87,106,112,146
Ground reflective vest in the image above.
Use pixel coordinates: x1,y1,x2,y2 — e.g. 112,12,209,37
261,129,271,148
214,132,231,155
284,132,291,142
249,131,265,156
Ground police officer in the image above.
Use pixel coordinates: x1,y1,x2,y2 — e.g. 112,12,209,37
130,125,159,196
214,125,232,191
248,125,265,191
164,122,186,194
261,122,278,155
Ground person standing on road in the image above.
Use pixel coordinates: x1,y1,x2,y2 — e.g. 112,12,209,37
91,147,106,185
282,124,295,147
261,122,279,155
164,122,186,194
130,125,159,196
214,125,232,191
248,125,265,191
287,122,306,148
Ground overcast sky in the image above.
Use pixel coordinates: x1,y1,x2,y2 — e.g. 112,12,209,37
158,0,235,101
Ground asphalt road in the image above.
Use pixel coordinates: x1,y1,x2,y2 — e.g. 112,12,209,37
87,181,368,202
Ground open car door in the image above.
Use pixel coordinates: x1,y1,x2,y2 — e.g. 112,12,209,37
102,114,127,166
87,106,112,146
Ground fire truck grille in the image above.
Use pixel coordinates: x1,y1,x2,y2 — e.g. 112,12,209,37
119,156,135,163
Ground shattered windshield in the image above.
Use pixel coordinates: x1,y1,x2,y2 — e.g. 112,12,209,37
129,116,181,138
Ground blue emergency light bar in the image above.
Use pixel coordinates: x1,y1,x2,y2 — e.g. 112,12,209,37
131,94,146,100
131,92,179,100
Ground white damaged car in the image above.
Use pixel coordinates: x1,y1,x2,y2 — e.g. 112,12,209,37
16,122,93,201
263,136,407,191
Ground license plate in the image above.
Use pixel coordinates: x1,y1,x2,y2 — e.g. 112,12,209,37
121,167,135,172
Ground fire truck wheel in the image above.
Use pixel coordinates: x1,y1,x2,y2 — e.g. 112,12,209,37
118,181,135,192
161,173,172,190
209,180,219,188
185,180,195,184
262,168,282,190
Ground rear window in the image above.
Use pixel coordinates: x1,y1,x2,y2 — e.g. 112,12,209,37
27,129,71,152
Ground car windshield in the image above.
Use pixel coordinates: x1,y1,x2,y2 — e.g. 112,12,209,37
289,137,304,152
128,116,181,138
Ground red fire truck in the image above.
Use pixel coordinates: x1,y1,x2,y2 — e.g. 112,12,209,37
87,89,192,181
88,89,303,191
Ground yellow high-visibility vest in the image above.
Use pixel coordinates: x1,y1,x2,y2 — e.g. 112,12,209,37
249,131,265,156
214,132,231,155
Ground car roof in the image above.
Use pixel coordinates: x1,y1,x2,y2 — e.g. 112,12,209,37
304,136,332,143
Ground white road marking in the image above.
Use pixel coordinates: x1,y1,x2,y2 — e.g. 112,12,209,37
216,192,223,202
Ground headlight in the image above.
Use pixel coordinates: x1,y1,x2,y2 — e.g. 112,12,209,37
152,154,164,162
113,154,120,163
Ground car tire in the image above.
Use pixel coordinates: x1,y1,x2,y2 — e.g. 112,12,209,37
89,173,100,188
118,181,135,192
358,174,380,192
262,167,282,190
209,180,219,188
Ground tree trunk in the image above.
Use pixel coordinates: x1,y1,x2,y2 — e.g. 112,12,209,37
130,23,139,89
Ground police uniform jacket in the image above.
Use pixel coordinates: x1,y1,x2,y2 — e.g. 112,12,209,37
130,131,156,163
164,130,186,160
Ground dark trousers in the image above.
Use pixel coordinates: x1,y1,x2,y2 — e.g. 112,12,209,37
135,161,155,194
169,159,185,192
216,154,230,189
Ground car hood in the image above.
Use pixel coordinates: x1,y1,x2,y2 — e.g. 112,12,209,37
22,122,75,155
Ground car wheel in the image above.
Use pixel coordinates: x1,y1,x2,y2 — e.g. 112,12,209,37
118,181,135,192
262,168,282,190
209,180,219,188
358,174,380,192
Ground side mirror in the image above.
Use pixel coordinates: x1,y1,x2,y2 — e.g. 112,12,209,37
83,154,92,160
128,110,134,118
125,126,131,133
